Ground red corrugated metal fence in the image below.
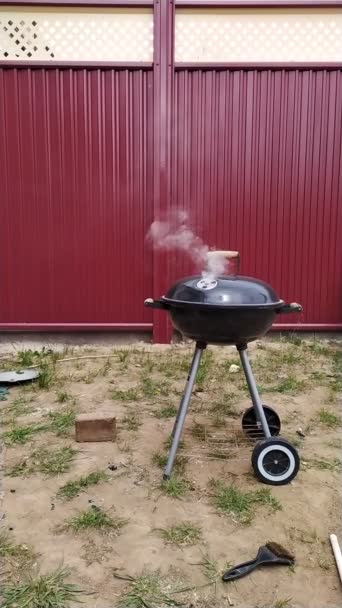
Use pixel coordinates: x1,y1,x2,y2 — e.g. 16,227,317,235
0,62,341,335
170,68,342,329
0,67,154,330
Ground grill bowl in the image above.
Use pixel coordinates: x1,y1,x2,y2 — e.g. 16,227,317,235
168,305,277,345
145,274,302,346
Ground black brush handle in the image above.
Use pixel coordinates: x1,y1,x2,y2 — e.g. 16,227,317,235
222,552,292,582
222,559,259,582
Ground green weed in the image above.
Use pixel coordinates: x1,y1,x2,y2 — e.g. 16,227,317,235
197,554,220,583
152,451,168,468
153,405,178,419
273,599,292,608
206,447,232,460
285,435,302,449
35,447,76,476
164,436,185,450
280,350,302,365
98,359,112,376
116,572,182,608
66,507,127,534
222,357,241,373
122,412,141,431
310,371,328,384
0,568,84,608
57,471,109,501
209,480,281,524
111,388,139,402
13,347,59,369
80,371,97,385
37,364,55,390
161,477,191,499
260,377,306,395
0,531,37,580
288,527,318,544
211,393,238,418
141,376,170,398
256,342,267,350
317,408,341,428
3,423,48,445
195,351,214,388
56,391,73,404
328,380,342,402
152,452,187,474
7,446,76,477
116,350,130,365
307,340,331,355
47,409,75,436
274,377,306,394
156,355,190,378
331,348,342,367
308,458,342,472
142,357,154,374
281,334,303,346
3,397,35,417
0,414,15,427
16,350,37,367
194,553,232,590
159,522,202,546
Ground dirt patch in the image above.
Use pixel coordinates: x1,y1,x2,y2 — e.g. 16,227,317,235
0,339,342,607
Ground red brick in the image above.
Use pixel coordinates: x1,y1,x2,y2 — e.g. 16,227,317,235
75,413,116,443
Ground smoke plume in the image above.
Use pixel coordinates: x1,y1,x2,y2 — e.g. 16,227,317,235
147,211,227,279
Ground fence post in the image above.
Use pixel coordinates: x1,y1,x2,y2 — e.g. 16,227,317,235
152,0,175,343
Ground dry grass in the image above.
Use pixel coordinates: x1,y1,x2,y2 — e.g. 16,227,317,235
158,522,202,546
115,571,185,608
6,446,77,477
0,531,38,583
1,338,341,608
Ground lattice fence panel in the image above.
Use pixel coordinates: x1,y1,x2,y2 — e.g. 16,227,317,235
175,8,342,62
0,7,153,61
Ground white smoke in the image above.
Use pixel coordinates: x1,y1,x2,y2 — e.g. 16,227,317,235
205,251,227,279
147,211,228,279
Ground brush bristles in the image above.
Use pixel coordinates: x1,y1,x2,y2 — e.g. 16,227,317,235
266,542,295,562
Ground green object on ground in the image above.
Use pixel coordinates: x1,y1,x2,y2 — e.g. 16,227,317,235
0,387,9,401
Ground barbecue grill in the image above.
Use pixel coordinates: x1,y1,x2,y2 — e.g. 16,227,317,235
145,251,302,486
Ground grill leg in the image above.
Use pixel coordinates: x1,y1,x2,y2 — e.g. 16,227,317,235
164,343,205,479
170,348,199,439
238,346,271,439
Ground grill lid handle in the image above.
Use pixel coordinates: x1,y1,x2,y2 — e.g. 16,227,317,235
207,250,239,259
144,298,169,310
277,302,302,314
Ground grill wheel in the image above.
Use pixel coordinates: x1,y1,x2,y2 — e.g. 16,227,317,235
241,405,281,439
252,437,300,486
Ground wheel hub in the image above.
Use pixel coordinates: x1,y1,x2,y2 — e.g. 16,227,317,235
263,449,291,476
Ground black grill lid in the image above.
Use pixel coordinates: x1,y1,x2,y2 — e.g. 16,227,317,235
162,275,284,309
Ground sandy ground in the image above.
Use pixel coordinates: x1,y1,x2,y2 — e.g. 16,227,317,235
0,338,342,607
